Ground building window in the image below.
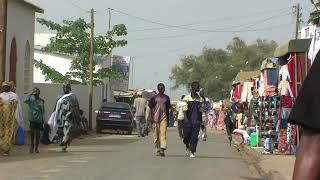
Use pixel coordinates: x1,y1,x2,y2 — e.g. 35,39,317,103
24,41,31,94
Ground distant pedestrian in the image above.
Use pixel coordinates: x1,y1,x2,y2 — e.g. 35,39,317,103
217,104,226,130
133,92,147,137
24,87,45,153
183,81,203,158
148,83,171,157
176,95,187,139
79,110,89,134
199,89,211,141
224,108,234,146
0,81,24,156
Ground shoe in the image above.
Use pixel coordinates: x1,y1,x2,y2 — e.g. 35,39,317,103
61,147,67,153
35,148,39,154
29,146,34,154
156,151,161,156
190,153,196,158
185,149,190,156
160,148,165,157
2,151,9,156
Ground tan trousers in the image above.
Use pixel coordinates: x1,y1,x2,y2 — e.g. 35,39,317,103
153,120,167,151
0,100,18,152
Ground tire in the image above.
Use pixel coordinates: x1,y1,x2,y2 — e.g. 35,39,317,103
127,129,133,135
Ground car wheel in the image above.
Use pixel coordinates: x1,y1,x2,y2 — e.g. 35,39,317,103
127,130,132,135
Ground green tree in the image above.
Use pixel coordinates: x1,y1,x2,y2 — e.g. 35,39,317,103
35,18,128,85
309,0,320,24
170,37,277,101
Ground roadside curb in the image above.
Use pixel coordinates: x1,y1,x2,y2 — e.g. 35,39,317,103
239,144,289,180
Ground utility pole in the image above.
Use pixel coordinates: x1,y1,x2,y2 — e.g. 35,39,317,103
106,8,113,101
89,8,95,130
131,57,134,88
0,0,7,84
108,8,112,32
294,3,301,39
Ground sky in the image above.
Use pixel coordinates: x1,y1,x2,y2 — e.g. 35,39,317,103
29,0,313,100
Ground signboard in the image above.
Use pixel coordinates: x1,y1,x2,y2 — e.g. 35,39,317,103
112,55,131,79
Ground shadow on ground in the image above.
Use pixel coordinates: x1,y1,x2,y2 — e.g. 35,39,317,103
167,154,242,160
72,138,139,146
239,176,268,180
0,150,71,164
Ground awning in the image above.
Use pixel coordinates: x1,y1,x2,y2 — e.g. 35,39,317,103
274,39,312,57
234,70,260,82
113,90,135,98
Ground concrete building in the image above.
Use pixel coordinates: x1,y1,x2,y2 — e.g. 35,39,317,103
5,0,43,96
34,49,73,83
299,24,316,39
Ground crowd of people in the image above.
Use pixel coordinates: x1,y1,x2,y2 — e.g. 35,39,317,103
132,81,233,158
0,82,87,156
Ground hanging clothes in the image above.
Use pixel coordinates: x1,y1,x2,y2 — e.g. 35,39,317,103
308,27,320,65
266,69,278,86
263,70,277,97
287,54,296,97
288,49,320,130
233,84,242,100
258,73,265,96
278,65,294,97
240,81,254,103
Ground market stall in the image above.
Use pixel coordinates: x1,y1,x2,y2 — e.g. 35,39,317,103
273,38,311,155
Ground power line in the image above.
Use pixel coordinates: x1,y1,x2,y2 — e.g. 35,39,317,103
133,23,293,58
129,7,292,32
131,20,292,41
70,0,87,12
111,8,290,33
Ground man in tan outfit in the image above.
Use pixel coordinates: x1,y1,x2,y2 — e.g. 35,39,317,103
148,83,171,157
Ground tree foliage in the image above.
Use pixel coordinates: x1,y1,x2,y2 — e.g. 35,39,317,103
170,37,277,101
35,18,128,85
309,0,320,24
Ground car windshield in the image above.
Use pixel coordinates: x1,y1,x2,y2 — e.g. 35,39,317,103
101,102,130,109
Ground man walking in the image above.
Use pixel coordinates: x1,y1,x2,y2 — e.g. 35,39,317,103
176,95,187,139
148,83,171,157
0,81,24,156
133,92,147,137
24,87,45,153
183,81,203,158
48,83,80,152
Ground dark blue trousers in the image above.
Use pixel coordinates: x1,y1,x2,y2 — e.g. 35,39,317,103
183,125,200,153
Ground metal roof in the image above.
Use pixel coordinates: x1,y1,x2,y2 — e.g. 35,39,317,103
274,39,311,57
21,0,44,13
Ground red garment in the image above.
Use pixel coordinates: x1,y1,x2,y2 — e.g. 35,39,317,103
280,96,293,108
233,84,242,100
217,109,226,130
287,54,296,97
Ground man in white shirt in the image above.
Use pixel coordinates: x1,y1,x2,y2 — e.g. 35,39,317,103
176,95,187,139
133,92,147,137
